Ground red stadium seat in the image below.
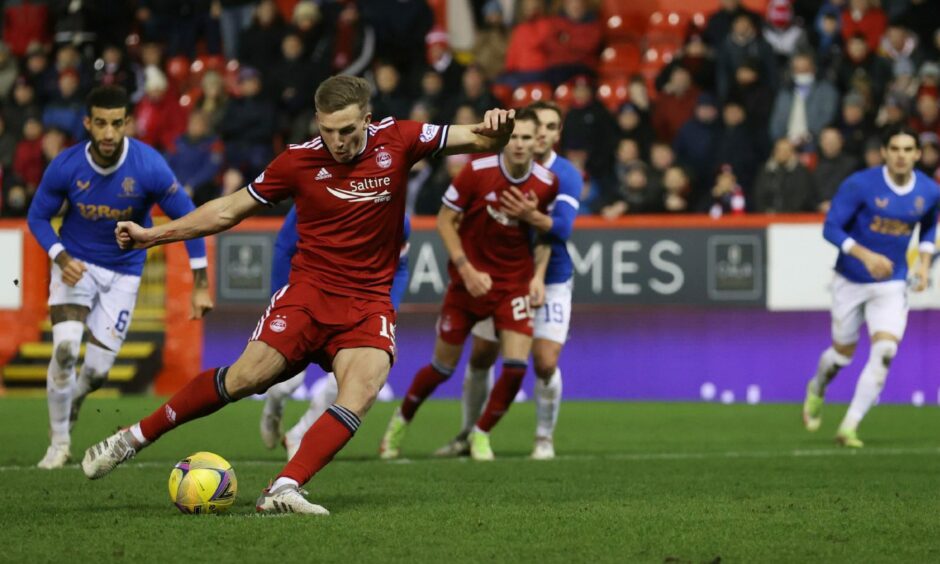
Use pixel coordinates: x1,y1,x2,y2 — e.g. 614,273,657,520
647,11,690,44
554,82,575,110
512,82,553,108
596,78,629,113
491,83,513,108
599,43,642,78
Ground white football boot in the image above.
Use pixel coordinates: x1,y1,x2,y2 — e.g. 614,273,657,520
37,442,71,469
256,483,329,515
259,399,284,450
81,429,138,479
530,436,555,460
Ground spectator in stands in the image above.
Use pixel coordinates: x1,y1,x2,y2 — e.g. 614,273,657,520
627,75,652,114
23,45,57,105
715,99,761,194
329,0,376,77
0,43,18,103
218,66,276,177
561,76,617,184
601,161,663,218
472,0,509,82
452,104,480,126
220,0,257,60
194,71,228,135
499,0,551,88
424,28,464,100
716,13,778,101
909,92,940,137
652,66,700,143
290,1,334,65
167,111,223,206
841,0,886,53
52,45,89,97
445,65,498,124
649,142,676,184
239,0,287,73
812,8,843,75
837,91,876,160
753,137,818,213
612,138,643,180
4,78,41,140
13,117,44,190
655,33,716,95
876,92,909,128
879,22,924,77
707,164,746,216
268,32,322,127
862,135,883,167
136,0,219,59
134,66,187,152
835,32,892,109
728,59,773,144
674,93,721,207
93,45,138,101
415,70,448,123
763,0,811,64
898,0,940,51
0,114,16,171
371,62,411,120
41,69,84,142
917,62,940,98
661,165,692,213
916,132,940,180
542,0,602,85
220,167,244,198
40,126,67,165
813,127,859,212
2,176,30,217
359,0,432,73
704,0,762,48
769,52,839,148
617,103,653,160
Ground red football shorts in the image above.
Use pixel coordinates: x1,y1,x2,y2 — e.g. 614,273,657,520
250,282,397,373
437,281,534,345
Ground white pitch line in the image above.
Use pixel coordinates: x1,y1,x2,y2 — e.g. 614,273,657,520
2,446,939,473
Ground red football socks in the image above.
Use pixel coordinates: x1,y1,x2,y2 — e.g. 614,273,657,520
278,405,360,485
139,367,231,442
400,363,451,421
476,363,527,432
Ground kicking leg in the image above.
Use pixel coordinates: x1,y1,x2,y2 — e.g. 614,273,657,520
260,370,306,449
82,341,288,479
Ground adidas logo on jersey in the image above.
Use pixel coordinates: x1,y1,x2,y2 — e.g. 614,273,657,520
485,191,498,202
316,168,332,180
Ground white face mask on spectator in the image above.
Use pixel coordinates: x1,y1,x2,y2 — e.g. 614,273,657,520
794,73,815,86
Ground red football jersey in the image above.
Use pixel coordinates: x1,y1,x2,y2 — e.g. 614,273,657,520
442,154,558,287
248,117,448,300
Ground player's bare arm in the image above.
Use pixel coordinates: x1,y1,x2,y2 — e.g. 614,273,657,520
847,243,893,280
499,186,553,233
440,109,516,156
530,243,551,308
190,268,214,319
437,205,492,297
116,189,265,250
52,249,88,287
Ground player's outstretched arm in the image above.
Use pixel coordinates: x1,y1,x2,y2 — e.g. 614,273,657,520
437,205,491,297
116,189,265,250
440,109,516,156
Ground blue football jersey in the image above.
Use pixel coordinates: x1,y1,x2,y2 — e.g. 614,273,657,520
824,166,939,283
543,151,582,284
27,138,207,276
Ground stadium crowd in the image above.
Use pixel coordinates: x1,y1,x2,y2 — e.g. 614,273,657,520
0,0,938,219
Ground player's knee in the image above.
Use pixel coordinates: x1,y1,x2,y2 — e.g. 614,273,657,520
871,339,898,369
225,367,276,399
468,340,498,369
53,341,80,372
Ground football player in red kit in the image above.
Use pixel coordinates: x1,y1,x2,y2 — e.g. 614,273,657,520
379,108,558,461
81,75,516,515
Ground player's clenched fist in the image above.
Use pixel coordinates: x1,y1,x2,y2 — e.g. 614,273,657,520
115,221,154,250
53,251,87,286
862,251,893,280
457,261,492,298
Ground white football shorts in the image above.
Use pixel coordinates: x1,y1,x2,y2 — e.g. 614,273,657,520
471,278,573,345
49,261,141,350
830,272,908,345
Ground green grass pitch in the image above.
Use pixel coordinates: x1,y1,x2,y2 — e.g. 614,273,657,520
1,397,939,563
